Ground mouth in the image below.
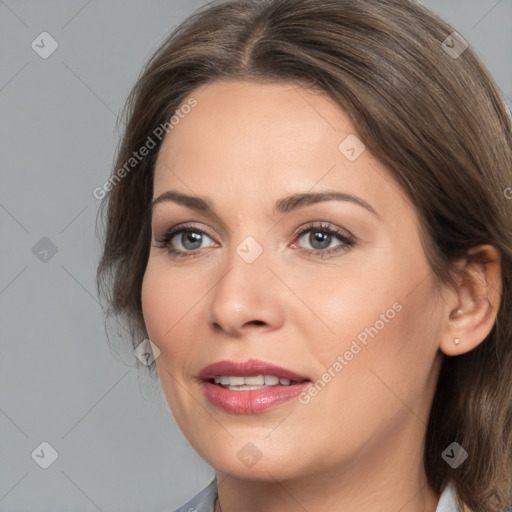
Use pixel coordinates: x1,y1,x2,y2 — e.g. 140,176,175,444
198,359,312,413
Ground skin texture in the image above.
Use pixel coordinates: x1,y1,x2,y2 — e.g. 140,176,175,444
141,80,501,512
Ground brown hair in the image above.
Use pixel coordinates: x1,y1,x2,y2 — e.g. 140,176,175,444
95,0,512,509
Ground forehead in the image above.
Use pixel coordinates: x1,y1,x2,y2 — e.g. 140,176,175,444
155,80,358,183
152,79,414,226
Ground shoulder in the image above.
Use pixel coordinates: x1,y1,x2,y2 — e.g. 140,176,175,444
170,478,218,512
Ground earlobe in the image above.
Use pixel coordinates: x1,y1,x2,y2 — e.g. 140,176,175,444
439,245,502,357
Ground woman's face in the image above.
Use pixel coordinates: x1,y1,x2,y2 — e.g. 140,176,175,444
141,80,445,482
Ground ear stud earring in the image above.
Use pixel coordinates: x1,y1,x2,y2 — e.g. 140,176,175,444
453,310,462,346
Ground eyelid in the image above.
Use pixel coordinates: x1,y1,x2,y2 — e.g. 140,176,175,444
153,222,217,249
152,209,231,238
153,218,353,240
293,221,354,241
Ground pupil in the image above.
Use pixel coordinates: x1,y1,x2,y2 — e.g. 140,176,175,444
310,231,331,249
182,231,202,250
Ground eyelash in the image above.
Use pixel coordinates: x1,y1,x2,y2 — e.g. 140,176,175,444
154,222,355,259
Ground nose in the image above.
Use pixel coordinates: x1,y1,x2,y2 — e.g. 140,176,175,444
208,248,285,337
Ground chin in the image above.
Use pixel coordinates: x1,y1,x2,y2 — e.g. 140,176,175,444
191,435,312,482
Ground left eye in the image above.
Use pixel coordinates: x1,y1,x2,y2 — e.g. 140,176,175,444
294,224,354,255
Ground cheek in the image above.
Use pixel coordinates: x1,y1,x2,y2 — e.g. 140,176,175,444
285,261,403,359
298,249,440,395
141,262,190,353
141,263,198,416
293,282,439,455
141,264,165,341
141,259,219,378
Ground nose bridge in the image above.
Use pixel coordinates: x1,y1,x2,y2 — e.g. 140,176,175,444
207,231,284,335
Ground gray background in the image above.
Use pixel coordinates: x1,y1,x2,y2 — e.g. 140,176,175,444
0,1,510,511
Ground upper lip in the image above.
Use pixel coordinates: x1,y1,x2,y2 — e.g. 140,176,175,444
198,359,311,382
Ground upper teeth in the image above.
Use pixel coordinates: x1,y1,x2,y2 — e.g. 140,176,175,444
213,375,292,386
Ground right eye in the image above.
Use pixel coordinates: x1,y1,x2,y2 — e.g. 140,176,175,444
154,224,218,258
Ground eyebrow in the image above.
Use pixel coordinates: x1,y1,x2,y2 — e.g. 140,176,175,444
151,189,380,218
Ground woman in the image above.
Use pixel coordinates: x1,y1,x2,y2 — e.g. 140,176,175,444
96,0,512,511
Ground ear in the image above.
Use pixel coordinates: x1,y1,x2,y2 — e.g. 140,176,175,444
439,244,502,357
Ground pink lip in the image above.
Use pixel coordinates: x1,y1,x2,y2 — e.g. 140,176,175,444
198,359,312,414
198,359,310,382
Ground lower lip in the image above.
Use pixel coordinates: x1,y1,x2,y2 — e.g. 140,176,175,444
201,380,311,414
